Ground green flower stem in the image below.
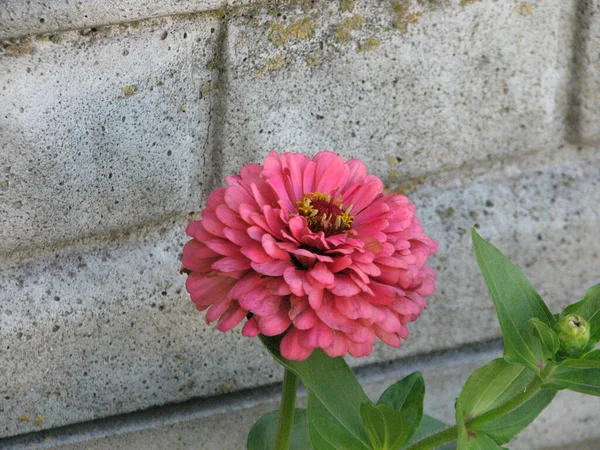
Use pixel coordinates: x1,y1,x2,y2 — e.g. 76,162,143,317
405,425,458,450
465,375,543,430
406,363,556,450
275,368,299,450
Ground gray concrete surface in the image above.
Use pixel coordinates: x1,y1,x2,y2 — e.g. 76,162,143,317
0,15,219,254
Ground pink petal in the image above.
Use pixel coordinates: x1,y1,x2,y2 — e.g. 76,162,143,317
212,256,251,272
308,262,335,286
258,302,292,336
223,227,254,247
374,326,401,347
242,317,261,337
240,242,271,264
280,328,313,361
298,321,333,349
251,260,293,276
304,282,324,310
187,274,235,308
215,205,246,230
206,299,233,322
335,294,373,320
315,292,358,332
217,305,248,331
347,340,373,358
302,160,316,194
343,178,383,215
322,332,349,358
329,275,361,297
224,184,256,212
283,267,305,296
204,239,241,257
313,151,349,194
262,234,290,260
289,296,319,330
238,290,280,316
206,187,226,209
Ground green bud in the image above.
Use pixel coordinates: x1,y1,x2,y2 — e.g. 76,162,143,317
553,314,591,357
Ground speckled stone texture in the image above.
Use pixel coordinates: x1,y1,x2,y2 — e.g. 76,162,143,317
0,16,220,254
219,0,567,182
1,0,600,446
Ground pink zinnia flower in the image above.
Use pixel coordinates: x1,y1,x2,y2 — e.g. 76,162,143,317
182,151,437,360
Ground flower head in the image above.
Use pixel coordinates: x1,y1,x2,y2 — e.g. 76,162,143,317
182,151,437,360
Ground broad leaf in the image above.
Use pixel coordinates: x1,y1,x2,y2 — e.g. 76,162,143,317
247,408,313,450
457,358,555,445
402,415,456,450
471,229,555,372
544,349,600,395
361,402,411,450
377,372,425,442
563,284,600,343
529,318,560,359
260,335,371,450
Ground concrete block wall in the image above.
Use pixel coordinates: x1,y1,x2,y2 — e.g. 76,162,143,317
1,0,598,448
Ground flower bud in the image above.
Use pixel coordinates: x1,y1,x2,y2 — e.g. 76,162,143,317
554,314,591,357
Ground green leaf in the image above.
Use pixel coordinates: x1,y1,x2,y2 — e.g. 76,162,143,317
529,318,560,359
361,402,411,450
476,388,555,445
260,335,371,450
403,415,456,450
563,284,600,343
247,408,313,450
462,431,505,450
544,349,600,395
471,229,555,372
456,358,555,445
377,372,425,442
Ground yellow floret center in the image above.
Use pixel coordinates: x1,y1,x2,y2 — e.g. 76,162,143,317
297,192,354,235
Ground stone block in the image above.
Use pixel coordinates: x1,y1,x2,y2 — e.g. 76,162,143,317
220,0,566,183
0,16,220,254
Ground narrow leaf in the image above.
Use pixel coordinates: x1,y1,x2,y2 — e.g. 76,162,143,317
471,229,554,372
247,408,313,450
377,372,425,442
529,318,560,359
361,403,411,450
563,284,600,343
260,335,371,450
456,358,555,445
544,349,600,395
